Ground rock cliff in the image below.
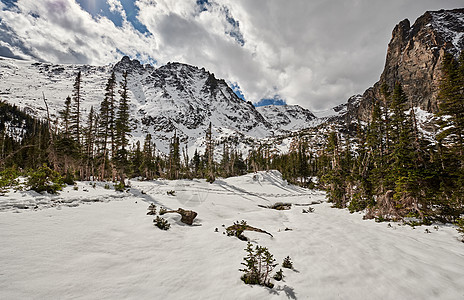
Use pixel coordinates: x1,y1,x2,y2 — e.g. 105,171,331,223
346,8,464,122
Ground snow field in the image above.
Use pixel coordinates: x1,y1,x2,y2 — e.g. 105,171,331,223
1,171,464,299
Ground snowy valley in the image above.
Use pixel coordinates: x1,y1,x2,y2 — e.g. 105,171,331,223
1,171,463,299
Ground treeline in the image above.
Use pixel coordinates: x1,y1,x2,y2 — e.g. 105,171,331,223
2,51,463,224
316,51,464,223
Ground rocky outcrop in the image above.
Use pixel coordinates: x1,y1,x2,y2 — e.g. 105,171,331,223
160,208,198,225
346,8,464,122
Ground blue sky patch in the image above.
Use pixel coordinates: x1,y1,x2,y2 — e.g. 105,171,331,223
254,97,287,107
75,0,149,34
230,82,246,101
1,0,18,10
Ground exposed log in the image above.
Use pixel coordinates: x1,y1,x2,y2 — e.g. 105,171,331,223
226,223,273,237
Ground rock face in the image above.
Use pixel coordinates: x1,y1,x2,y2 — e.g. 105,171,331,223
347,8,464,122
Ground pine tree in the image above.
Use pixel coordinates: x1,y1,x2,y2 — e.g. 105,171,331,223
83,106,97,180
97,71,117,180
114,71,131,183
168,131,181,179
59,96,72,138
141,133,155,179
205,122,215,182
70,71,82,144
115,71,131,156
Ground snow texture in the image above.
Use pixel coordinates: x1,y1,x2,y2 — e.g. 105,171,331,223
1,171,463,299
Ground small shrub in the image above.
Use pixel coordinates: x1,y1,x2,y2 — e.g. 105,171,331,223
273,269,284,281
240,242,277,288
73,185,78,191
154,216,170,230
0,167,20,192
147,203,157,215
455,218,464,242
167,190,176,196
282,256,293,269
114,181,125,192
104,183,110,190
302,207,315,213
27,164,65,194
63,170,75,185
159,207,168,215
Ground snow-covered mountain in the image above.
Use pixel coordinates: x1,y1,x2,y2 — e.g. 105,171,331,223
256,104,319,131
1,56,323,154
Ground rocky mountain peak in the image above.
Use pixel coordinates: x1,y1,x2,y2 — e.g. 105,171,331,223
113,55,144,74
340,8,464,124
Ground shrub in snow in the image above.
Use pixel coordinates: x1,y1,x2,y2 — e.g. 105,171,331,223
302,207,315,213
147,203,157,215
455,218,464,242
63,170,75,185
282,256,293,269
240,242,277,288
0,167,20,192
159,207,168,215
27,164,65,194
273,269,284,281
154,216,170,230
114,181,125,192
167,190,176,196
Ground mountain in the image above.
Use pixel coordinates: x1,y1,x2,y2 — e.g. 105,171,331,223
256,104,318,131
338,8,464,123
0,56,290,154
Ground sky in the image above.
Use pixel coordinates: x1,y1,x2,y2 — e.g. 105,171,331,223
0,0,463,111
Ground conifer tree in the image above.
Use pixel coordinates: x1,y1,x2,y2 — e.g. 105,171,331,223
97,71,117,180
205,122,215,182
70,71,82,144
168,131,181,179
114,71,131,183
59,96,72,138
83,106,97,179
141,133,155,179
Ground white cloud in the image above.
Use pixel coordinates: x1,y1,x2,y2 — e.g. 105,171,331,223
1,0,463,111
107,0,126,20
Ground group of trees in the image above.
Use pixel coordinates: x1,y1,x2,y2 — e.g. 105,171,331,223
317,51,464,222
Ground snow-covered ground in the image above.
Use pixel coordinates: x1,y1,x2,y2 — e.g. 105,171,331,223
1,171,463,299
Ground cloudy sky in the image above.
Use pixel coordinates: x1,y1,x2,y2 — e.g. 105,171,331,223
0,0,463,111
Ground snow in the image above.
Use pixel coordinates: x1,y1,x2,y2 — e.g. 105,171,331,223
256,105,318,132
1,171,464,299
430,10,464,56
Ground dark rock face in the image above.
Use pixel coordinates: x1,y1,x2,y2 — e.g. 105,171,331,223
346,8,464,122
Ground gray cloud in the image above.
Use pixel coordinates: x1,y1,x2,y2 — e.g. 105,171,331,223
0,0,463,111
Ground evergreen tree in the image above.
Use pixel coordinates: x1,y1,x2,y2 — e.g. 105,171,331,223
141,133,156,179
205,122,215,182
115,71,131,156
59,96,72,138
114,71,131,183
168,131,181,179
83,106,97,180
70,71,82,144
